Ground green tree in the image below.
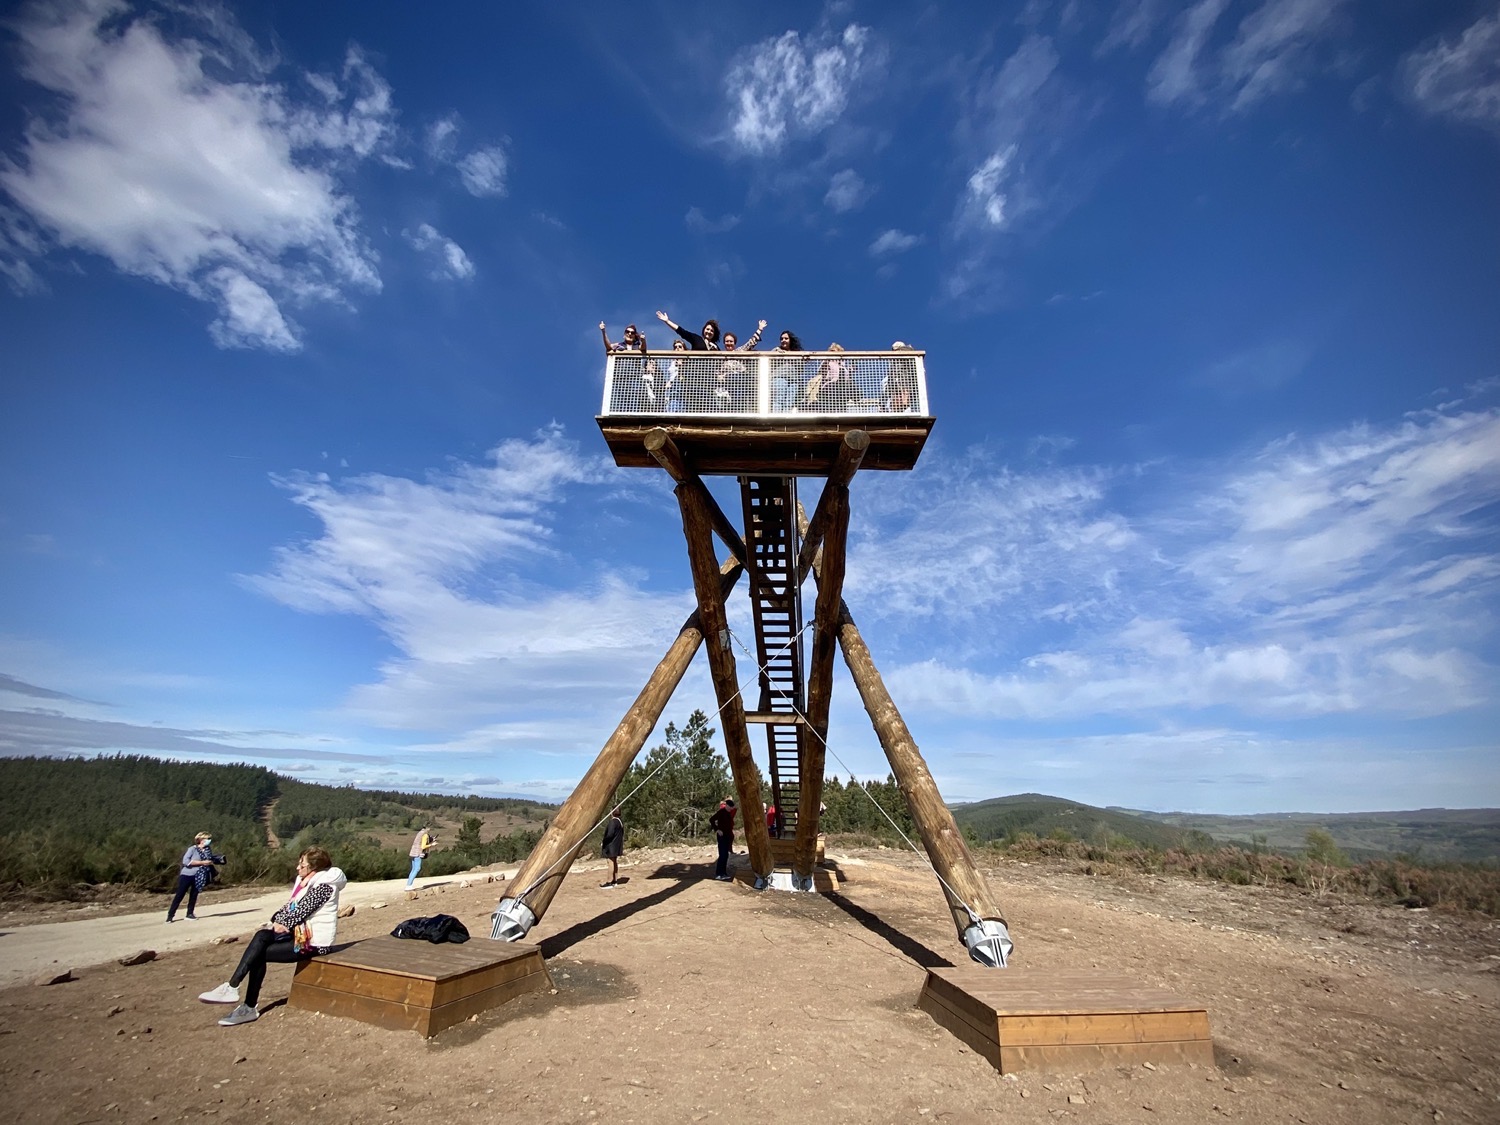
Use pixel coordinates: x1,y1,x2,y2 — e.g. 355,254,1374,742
613,710,732,844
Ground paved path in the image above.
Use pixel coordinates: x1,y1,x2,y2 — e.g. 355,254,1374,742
0,868,519,990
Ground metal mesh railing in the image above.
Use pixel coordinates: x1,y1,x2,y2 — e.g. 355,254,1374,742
601,350,928,418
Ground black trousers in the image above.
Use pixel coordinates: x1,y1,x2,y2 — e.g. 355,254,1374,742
229,928,307,1005
715,832,732,877
166,874,198,920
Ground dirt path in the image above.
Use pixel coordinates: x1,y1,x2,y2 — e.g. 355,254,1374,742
0,866,518,990
259,796,281,849
1,847,1496,1125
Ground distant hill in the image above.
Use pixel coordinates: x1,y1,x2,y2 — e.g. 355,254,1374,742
1121,807,1500,864
950,793,1212,851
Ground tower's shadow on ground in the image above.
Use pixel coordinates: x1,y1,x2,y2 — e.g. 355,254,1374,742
537,877,696,959
824,892,954,969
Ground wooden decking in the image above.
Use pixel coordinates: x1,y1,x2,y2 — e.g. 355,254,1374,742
288,935,551,1037
918,967,1214,1074
596,416,933,476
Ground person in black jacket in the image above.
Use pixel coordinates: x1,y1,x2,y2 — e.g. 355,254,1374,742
709,798,736,881
655,309,721,351
600,808,625,888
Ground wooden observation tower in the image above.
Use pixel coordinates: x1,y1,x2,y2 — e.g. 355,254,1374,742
490,346,1014,967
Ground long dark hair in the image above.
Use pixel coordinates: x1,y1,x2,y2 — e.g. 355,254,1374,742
777,330,802,351
701,319,721,343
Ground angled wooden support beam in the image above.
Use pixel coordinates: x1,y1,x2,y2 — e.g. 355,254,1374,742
675,483,773,881
494,559,743,937
645,428,747,564
795,431,869,584
792,484,848,880
836,606,1008,944
796,507,1008,947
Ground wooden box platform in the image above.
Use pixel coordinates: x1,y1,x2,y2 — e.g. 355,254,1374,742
288,935,551,1037
768,836,825,865
918,968,1213,1074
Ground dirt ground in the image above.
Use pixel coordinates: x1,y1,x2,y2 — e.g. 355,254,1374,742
1,844,1497,1124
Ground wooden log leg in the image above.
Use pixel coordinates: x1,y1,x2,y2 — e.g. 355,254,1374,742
793,483,848,881
493,564,743,938
836,604,1010,952
675,484,773,881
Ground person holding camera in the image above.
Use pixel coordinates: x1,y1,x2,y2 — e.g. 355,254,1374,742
165,831,223,923
407,824,435,889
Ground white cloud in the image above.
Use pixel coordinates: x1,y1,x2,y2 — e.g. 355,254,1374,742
726,24,870,154
685,207,741,235
1147,0,1348,112
237,428,725,763
1146,0,1232,107
0,0,391,351
456,144,508,197
1221,0,1348,111
963,146,1020,230
425,113,509,197
868,229,921,256
1402,8,1500,131
850,400,1500,723
405,222,474,281
942,35,1063,303
824,168,870,213
425,114,460,160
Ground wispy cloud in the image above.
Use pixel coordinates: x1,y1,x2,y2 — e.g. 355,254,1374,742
685,207,741,235
1146,0,1349,113
0,707,384,765
868,229,921,256
1194,338,1313,393
943,35,1066,304
0,0,392,351
1402,7,1500,133
242,429,700,750
824,168,871,212
425,113,510,196
851,399,1500,723
405,222,474,281
725,24,870,155
456,145,509,197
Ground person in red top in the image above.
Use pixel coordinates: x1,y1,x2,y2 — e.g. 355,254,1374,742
709,798,736,880
766,803,783,839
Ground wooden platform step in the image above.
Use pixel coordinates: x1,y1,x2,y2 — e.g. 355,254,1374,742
918,968,1213,1074
288,934,551,1038
768,835,825,866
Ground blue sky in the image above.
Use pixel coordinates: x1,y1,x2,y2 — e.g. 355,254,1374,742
2,0,1497,815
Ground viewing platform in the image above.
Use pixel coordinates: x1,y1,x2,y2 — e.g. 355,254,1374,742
597,348,934,476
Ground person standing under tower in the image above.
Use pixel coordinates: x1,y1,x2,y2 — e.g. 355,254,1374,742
710,797,736,880
600,807,625,887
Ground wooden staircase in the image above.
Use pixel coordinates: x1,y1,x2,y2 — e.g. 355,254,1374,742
738,476,806,850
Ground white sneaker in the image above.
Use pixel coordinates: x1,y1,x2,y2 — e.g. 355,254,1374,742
218,1003,259,1027
198,983,240,1004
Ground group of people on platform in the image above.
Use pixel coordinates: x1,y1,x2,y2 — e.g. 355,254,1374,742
600,311,919,415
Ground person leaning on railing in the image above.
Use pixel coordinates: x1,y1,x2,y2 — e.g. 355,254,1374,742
717,321,766,411
665,338,688,412
884,340,918,413
771,330,804,412
601,320,654,409
806,343,854,411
